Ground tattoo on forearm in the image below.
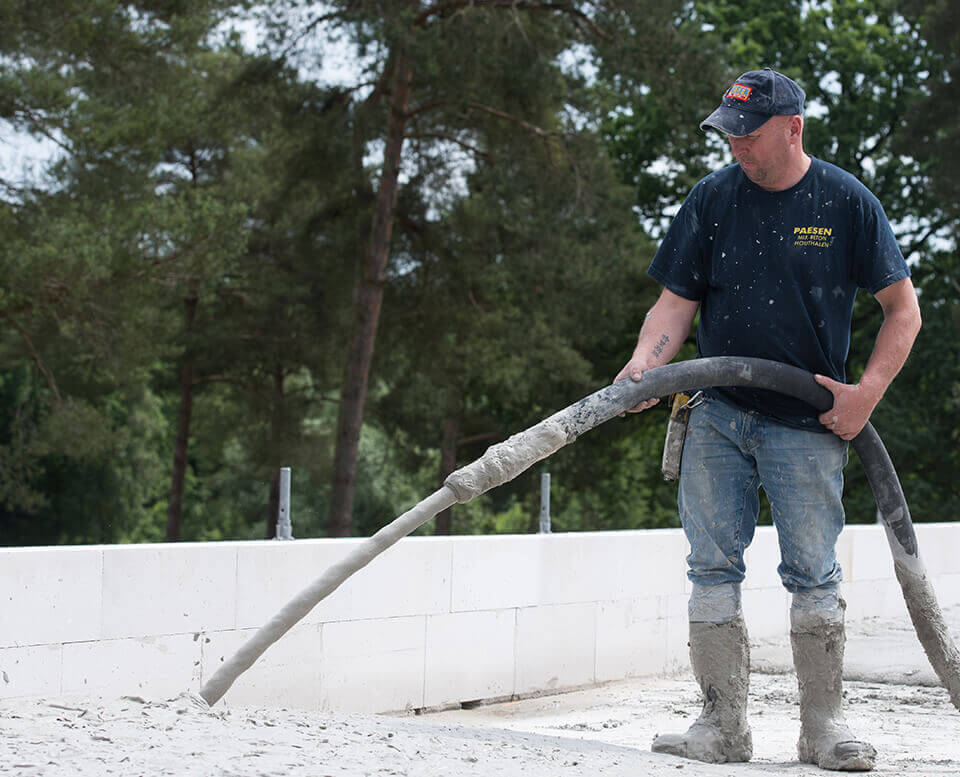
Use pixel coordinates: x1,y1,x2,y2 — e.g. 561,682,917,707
652,334,669,359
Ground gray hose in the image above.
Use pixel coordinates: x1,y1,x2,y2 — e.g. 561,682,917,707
198,356,960,711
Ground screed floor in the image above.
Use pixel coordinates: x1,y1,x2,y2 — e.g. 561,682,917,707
2,610,959,776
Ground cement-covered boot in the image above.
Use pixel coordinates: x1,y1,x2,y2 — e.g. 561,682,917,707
791,607,876,771
651,618,752,763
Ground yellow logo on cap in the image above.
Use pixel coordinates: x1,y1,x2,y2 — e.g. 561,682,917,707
727,84,752,101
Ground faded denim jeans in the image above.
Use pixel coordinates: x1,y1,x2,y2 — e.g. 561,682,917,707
679,394,848,593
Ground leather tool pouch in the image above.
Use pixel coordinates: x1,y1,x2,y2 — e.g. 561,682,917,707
661,391,704,481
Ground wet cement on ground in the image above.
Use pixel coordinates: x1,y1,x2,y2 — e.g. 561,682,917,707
2,609,959,776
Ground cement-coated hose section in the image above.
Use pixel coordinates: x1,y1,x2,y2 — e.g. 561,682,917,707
198,356,960,711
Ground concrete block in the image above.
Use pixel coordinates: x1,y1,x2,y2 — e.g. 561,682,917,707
100,544,238,639
664,594,692,675
841,579,907,622
326,538,452,623
662,592,689,622
423,610,515,707
320,616,425,713
203,622,323,709
450,535,540,612
237,537,451,629
845,526,894,582
929,574,960,610
834,528,855,580
61,633,202,698
916,524,960,577
608,530,689,600
743,527,783,590
537,533,623,605
742,587,790,641
595,597,667,681
515,603,595,694
0,547,102,647
0,643,62,699
235,540,360,629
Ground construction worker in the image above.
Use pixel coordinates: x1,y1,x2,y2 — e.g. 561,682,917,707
616,68,922,771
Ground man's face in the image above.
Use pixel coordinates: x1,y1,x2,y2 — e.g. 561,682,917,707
726,116,795,189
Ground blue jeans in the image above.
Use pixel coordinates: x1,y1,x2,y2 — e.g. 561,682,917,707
679,394,848,593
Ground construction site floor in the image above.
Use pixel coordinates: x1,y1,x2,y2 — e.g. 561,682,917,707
2,608,959,776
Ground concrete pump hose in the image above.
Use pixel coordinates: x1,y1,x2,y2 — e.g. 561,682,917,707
198,356,960,711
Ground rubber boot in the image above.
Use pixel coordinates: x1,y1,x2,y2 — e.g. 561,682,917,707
651,617,753,763
791,607,877,771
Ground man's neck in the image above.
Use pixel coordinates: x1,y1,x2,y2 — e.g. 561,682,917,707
758,152,812,192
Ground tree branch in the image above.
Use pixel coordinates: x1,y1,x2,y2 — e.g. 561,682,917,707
405,99,448,120
413,1,609,39
277,9,349,61
467,288,486,312
3,314,60,401
0,176,27,201
10,103,73,155
465,101,550,138
901,216,952,258
406,131,490,160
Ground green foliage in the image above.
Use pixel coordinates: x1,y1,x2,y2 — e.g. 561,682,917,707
0,0,955,545
625,0,960,524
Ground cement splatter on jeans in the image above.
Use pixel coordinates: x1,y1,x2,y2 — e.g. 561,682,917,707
688,582,742,624
678,393,848,592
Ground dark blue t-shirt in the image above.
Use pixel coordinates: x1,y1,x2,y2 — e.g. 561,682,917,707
648,157,909,429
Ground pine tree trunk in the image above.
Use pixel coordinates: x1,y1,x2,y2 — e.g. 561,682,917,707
434,411,460,535
166,295,198,542
328,53,412,537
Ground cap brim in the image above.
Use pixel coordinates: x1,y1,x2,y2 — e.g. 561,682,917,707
700,105,770,137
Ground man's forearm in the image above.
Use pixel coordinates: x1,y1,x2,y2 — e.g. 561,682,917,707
632,302,694,369
815,281,921,439
859,307,922,403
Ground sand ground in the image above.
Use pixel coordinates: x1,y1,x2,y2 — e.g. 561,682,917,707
2,611,959,776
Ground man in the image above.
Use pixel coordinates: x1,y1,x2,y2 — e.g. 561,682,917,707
616,68,921,771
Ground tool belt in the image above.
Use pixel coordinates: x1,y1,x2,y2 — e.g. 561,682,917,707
661,391,705,481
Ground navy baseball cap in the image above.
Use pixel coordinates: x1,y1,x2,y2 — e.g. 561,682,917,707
700,68,806,137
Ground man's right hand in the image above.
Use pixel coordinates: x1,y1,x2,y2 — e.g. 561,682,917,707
614,359,660,415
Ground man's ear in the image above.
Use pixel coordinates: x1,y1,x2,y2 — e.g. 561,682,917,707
790,115,804,138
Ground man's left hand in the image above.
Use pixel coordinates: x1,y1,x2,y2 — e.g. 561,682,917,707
813,374,881,440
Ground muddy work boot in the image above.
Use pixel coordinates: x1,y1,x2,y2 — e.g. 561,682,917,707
651,617,752,763
791,607,876,771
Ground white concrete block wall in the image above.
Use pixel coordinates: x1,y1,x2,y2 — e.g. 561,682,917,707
62,633,202,698
424,609,515,707
595,596,669,682
0,644,61,699
0,523,956,712
320,616,425,712
515,602,597,693
207,622,323,709
0,547,102,646
101,544,237,639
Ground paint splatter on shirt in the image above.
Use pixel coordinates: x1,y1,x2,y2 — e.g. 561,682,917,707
648,157,908,429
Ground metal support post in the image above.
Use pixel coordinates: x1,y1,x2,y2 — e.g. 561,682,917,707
539,472,551,534
276,467,294,540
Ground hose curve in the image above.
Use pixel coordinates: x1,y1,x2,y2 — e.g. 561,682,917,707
200,357,960,711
